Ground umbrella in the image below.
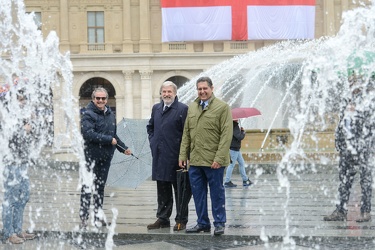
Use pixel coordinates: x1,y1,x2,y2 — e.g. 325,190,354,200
231,107,261,120
175,168,192,229
106,118,152,189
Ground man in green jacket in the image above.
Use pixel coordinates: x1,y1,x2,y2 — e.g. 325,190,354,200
179,76,232,236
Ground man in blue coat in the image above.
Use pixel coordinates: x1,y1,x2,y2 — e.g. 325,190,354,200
146,81,189,231
80,87,132,229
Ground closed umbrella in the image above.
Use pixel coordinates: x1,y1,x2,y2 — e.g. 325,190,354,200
175,168,192,229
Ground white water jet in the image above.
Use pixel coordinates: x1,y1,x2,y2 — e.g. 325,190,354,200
178,1,375,248
0,0,87,247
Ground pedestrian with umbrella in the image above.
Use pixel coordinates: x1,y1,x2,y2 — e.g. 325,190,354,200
79,87,132,229
224,119,253,188
224,108,261,188
146,81,190,231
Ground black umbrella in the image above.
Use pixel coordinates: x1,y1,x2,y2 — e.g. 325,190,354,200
175,168,192,229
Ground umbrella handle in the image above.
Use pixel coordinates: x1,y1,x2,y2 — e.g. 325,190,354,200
131,153,139,159
116,143,139,159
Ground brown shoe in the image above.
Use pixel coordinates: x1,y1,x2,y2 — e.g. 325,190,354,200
173,222,186,231
7,234,24,244
323,209,347,221
17,231,36,240
147,219,170,230
356,212,371,222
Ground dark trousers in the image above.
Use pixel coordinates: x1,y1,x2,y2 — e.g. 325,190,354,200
337,151,373,214
188,166,226,227
80,157,112,221
156,180,189,223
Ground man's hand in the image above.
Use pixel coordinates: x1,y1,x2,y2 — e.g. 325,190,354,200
111,138,117,145
211,161,221,169
179,160,187,169
124,149,132,155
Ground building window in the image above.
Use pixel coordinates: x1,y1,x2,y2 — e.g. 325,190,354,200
26,12,42,30
87,11,104,50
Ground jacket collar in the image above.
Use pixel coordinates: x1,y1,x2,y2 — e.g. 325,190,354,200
161,95,179,110
87,101,111,114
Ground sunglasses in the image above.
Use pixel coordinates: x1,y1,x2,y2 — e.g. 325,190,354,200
95,96,107,101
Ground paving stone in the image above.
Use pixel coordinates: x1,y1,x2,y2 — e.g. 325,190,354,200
1,165,374,249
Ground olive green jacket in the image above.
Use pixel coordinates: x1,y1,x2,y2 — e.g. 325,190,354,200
179,94,233,167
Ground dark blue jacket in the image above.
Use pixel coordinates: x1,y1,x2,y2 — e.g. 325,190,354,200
81,101,127,162
147,96,188,181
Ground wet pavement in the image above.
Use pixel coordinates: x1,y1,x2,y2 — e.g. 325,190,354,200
1,163,375,249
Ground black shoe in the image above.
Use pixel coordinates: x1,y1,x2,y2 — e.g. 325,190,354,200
185,224,211,233
243,178,253,187
224,181,237,188
214,226,225,235
323,209,347,221
356,212,371,222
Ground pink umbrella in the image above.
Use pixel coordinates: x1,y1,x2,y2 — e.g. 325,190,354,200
231,107,261,120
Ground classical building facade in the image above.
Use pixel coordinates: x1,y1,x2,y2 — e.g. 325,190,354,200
24,0,371,119
22,0,371,160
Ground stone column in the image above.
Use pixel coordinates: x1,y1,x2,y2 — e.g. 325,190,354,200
52,83,78,159
323,1,336,36
341,0,350,13
122,70,134,118
139,0,151,52
122,0,133,53
59,0,70,52
139,70,153,118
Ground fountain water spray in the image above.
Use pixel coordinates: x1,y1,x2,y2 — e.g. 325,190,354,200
178,1,375,248
0,0,90,247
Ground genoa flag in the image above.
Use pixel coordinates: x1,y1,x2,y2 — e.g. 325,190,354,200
161,0,316,42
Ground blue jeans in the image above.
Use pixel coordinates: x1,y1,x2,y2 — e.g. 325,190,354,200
189,166,226,227
2,164,30,239
225,150,248,182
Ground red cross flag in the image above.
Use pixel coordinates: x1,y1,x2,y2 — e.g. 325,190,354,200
161,0,316,42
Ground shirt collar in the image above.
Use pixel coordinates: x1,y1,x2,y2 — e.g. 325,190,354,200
200,100,208,105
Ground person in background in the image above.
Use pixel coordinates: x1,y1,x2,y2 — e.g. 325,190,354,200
79,87,132,229
324,77,375,222
2,89,36,244
179,76,232,236
146,81,189,231
224,119,253,188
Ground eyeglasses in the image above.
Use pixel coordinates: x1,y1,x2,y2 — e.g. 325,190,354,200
95,97,107,101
